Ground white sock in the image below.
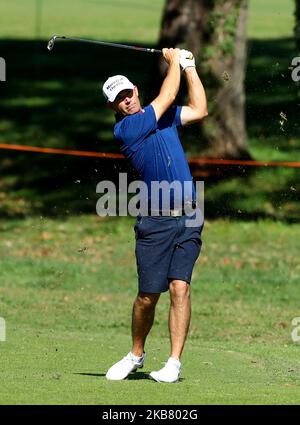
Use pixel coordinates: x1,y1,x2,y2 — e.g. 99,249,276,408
130,352,144,361
167,357,181,368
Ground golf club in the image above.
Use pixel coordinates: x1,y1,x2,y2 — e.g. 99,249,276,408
47,35,162,54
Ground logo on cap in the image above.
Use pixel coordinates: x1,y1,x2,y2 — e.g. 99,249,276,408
102,75,134,102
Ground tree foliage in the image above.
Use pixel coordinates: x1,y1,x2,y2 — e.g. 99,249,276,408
295,0,300,52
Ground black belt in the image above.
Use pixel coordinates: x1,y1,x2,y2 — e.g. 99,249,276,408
147,201,197,217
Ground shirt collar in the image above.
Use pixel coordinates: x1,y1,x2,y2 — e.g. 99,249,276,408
114,108,145,123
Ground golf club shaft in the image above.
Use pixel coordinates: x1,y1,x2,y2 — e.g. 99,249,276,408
47,35,162,54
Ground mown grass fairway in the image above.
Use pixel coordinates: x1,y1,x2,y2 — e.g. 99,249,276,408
1,0,299,220
1,216,300,404
1,0,300,406
0,0,165,42
0,0,294,41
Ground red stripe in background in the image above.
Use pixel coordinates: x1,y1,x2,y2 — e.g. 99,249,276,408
0,143,300,167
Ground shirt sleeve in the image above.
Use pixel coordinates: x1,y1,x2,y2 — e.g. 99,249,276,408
114,105,157,149
157,105,182,129
174,105,182,127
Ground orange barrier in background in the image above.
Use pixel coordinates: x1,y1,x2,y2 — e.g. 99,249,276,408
1,143,300,168
0,143,123,159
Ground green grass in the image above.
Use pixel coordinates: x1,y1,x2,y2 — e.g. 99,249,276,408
1,216,300,404
1,0,300,406
1,0,295,41
248,0,295,39
0,0,165,43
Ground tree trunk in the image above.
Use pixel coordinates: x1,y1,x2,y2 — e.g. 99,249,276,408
153,0,250,159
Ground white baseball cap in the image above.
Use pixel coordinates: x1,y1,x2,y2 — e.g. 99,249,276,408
102,75,134,103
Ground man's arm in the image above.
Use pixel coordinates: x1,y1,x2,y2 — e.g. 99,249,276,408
151,48,181,121
180,64,208,126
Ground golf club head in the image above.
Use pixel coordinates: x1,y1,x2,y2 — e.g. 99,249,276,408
47,35,58,51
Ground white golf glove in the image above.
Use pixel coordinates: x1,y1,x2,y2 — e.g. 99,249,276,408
180,49,195,71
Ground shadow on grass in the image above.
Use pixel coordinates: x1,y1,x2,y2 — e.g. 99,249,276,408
127,372,152,381
0,38,299,220
74,372,105,378
73,371,153,380
246,38,300,144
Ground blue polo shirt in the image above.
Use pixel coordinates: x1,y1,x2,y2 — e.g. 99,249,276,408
114,104,195,209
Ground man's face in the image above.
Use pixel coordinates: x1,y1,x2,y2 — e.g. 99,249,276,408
111,86,141,116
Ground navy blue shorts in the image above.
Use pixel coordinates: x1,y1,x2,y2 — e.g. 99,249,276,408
134,212,203,293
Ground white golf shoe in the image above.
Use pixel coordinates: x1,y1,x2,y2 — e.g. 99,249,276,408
149,357,181,383
106,352,145,381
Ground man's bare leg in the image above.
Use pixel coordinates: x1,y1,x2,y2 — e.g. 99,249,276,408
168,280,191,359
131,292,160,357
148,281,190,383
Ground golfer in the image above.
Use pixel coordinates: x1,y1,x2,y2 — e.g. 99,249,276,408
103,48,208,383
